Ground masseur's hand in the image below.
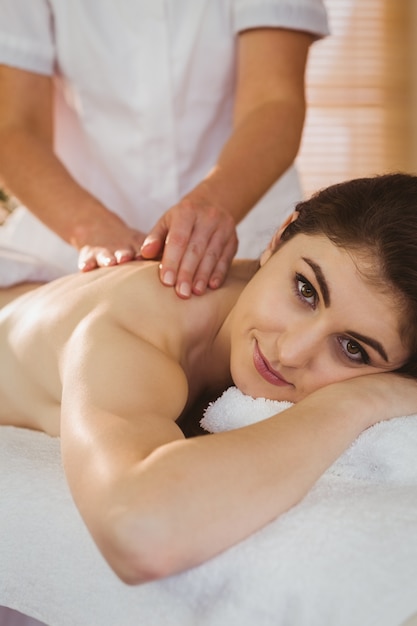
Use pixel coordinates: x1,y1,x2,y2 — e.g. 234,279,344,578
76,213,146,271
140,191,238,299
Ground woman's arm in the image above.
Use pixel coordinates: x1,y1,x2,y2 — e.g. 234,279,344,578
141,28,314,297
60,316,417,584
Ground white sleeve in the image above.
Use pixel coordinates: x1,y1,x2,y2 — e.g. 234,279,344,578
0,0,55,75
232,0,330,38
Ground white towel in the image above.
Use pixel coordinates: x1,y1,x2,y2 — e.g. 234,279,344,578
1,387,417,626
200,386,293,432
0,206,78,286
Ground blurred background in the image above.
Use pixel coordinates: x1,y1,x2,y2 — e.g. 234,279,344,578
298,0,415,197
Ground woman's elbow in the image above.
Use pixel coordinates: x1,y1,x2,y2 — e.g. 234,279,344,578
96,508,186,585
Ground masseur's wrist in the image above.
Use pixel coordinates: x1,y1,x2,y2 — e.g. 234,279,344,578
68,200,126,250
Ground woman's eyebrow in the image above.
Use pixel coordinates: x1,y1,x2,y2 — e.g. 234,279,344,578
346,330,389,362
301,256,389,362
302,257,330,307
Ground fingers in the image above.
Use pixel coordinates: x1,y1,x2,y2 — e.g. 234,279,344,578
78,235,145,272
78,247,134,271
207,235,239,290
178,228,238,297
157,204,238,298
140,225,167,260
161,217,204,296
147,201,196,288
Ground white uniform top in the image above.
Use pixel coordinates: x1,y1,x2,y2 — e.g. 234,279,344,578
0,0,329,284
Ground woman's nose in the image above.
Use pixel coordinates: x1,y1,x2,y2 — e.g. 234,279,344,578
276,321,321,368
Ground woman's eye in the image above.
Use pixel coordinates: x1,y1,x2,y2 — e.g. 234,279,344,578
338,337,369,364
295,273,317,307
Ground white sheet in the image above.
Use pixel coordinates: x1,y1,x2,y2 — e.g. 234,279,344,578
1,387,417,626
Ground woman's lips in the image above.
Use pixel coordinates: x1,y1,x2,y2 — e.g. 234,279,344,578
253,342,292,387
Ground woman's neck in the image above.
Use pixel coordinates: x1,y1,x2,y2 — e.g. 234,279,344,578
179,259,257,411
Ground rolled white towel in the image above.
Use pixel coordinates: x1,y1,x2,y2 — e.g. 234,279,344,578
201,386,292,433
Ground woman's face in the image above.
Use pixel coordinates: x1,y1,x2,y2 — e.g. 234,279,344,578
230,233,410,402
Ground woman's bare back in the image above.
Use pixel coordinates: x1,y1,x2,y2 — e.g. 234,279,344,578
0,260,253,436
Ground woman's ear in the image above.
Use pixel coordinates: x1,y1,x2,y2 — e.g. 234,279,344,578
260,211,299,267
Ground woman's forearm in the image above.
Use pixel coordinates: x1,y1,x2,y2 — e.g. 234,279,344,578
100,384,371,583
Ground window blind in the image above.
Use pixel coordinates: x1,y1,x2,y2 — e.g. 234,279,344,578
297,0,413,198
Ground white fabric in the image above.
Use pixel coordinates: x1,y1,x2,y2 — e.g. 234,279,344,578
0,607,45,626
1,386,417,626
0,0,329,284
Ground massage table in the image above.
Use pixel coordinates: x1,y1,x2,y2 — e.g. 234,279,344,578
1,388,417,626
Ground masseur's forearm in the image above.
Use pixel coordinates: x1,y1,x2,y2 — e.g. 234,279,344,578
190,96,305,226
0,125,114,248
184,27,310,225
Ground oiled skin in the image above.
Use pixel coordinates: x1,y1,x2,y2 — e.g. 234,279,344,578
0,259,253,436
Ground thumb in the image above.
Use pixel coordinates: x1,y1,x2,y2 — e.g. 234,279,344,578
140,224,167,259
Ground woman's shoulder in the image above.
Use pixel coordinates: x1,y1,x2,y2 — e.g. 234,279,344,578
105,257,257,313
104,258,255,354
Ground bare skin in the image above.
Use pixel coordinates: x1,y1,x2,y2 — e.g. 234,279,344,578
0,280,43,309
1,233,417,584
0,260,253,435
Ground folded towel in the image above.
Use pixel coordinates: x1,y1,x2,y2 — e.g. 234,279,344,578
1,387,417,626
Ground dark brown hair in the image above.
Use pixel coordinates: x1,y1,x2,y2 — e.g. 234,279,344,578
281,173,417,377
